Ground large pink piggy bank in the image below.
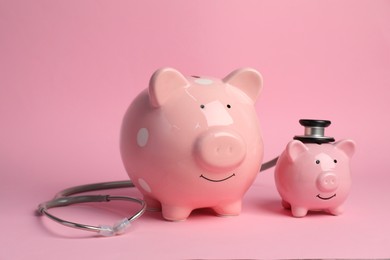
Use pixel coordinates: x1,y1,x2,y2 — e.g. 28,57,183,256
120,67,263,221
275,139,356,217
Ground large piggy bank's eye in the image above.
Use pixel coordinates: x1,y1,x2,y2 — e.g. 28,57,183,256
227,104,231,109
334,159,338,163
316,160,320,164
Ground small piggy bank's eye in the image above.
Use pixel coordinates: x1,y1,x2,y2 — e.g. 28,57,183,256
227,104,231,109
334,159,338,163
200,104,205,109
315,160,320,164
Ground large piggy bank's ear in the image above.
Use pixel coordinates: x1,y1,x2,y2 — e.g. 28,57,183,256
223,68,263,103
286,140,308,162
335,139,356,158
149,68,190,108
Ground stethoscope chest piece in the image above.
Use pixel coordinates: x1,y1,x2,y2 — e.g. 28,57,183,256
293,119,335,144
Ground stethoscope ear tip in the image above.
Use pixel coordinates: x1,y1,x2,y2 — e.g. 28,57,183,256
98,218,131,237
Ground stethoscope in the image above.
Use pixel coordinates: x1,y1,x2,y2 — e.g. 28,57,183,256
37,119,333,236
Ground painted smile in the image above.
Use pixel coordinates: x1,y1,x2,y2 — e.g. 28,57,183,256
200,173,236,182
316,194,336,200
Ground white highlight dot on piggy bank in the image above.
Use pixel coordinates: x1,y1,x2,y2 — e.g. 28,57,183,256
136,128,149,147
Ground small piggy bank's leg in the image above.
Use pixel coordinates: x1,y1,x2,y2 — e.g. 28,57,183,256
161,204,193,221
328,205,344,216
291,206,309,217
213,200,242,216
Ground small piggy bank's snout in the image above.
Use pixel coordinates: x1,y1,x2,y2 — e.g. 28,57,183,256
194,129,246,173
317,172,339,192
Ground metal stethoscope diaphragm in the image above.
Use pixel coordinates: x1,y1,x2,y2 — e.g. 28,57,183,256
293,119,335,144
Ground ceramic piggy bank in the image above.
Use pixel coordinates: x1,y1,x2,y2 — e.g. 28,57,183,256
275,136,356,217
120,67,264,221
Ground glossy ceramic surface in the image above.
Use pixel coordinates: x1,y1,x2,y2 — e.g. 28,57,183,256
275,139,356,217
120,67,264,221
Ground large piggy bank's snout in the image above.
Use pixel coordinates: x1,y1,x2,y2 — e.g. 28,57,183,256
194,129,246,173
317,172,339,192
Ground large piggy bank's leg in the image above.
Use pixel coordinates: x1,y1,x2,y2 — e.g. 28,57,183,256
291,206,309,217
328,205,344,215
143,195,161,211
161,204,193,221
213,200,242,216
281,200,291,209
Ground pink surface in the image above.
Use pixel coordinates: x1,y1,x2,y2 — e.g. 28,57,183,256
1,0,389,259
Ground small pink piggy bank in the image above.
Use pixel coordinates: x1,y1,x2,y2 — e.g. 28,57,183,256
120,67,264,221
274,120,356,217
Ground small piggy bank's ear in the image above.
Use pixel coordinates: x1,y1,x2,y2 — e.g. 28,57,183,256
335,139,356,158
223,68,263,104
149,68,190,108
286,140,308,162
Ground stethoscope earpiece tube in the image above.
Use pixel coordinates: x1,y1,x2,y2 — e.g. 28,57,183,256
38,189,146,236
54,180,135,198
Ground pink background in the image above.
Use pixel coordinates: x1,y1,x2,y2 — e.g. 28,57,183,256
1,0,390,259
